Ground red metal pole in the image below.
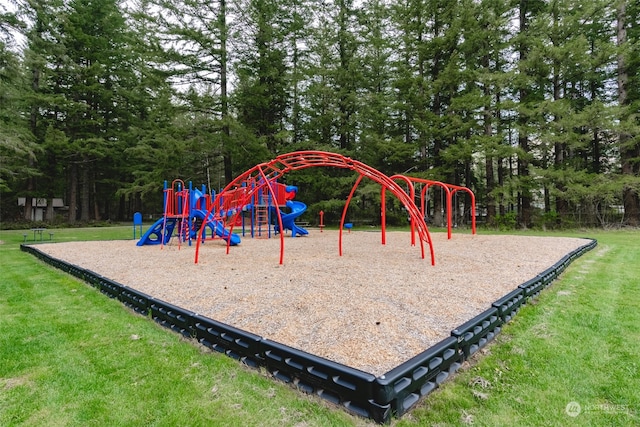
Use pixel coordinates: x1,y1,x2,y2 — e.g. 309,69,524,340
391,175,417,246
445,186,453,239
257,167,285,264
470,190,477,234
340,174,363,256
381,187,386,245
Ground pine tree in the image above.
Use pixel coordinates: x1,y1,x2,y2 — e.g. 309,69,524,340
15,0,67,221
513,0,547,228
356,0,398,170
234,0,290,157
526,0,618,227
141,0,236,182
618,0,640,225
453,0,513,225
0,21,38,197
18,0,152,222
390,0,465,226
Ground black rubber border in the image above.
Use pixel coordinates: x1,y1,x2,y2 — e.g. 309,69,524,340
21,237,597,423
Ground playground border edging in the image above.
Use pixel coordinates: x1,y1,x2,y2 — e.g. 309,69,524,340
492,287,526,323
20,237,597,424
451,307,502,361
374,335,461,418
193,314,264,367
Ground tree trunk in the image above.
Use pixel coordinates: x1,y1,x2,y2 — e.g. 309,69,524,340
484,85,496,224
220,0,233,185
464,159,472,225
518,138,532,228
69,163,78,224
93,177,101,221
555,140,569,225
337,0,353,151
46,198,55,223
81,158,90,221
617,1,640,225
517,0,532,228
551,4,569,227
24,43,41,222
498,157,506,215
485,156,496,222
23,194,33,221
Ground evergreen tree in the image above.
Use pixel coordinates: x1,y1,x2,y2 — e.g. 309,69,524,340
513,0,547,227
113,0,181,216
445,0,513,225
0,16,39,200
389,0,433,171
15,0,67,221
525,0,618,227
3,0,638,228
469,0,513,224
17,0,152,222
355,0,397,170
142,0,238,182
234,0,290,157
303,5,339,148
63,0,140,221
285,0,313,146
617,0,640,225
299,0,362,152
390,0,464,225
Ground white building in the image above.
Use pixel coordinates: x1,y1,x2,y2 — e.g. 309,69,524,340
17,198,66,221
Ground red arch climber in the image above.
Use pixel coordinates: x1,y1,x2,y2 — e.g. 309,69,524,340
194,151,436,265
386,175,476,241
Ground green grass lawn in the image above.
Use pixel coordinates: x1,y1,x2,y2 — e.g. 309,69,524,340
1,227,638,426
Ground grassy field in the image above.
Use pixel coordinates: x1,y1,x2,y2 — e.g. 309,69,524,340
1,226,638,426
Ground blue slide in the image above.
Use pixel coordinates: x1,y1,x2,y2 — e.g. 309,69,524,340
275,200,308,237
137,211,240,246
136,217,177,246
193,209,241,245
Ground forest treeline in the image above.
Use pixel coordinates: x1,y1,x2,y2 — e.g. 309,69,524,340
1,0,639,229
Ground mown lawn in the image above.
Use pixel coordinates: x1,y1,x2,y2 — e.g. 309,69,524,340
1,227,638,426
398,229,640,426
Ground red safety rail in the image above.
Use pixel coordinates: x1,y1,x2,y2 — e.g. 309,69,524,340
195,151,435,266
217,187,247,222
271,182,289,205
164,180,189,217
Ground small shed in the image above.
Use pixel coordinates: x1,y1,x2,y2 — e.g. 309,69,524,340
18,197,66,221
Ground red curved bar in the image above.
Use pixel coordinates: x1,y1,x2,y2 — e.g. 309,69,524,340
340,174,364,256
404,176,477,239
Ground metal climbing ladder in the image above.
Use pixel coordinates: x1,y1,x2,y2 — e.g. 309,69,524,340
253,185,271,238
253,205,269,238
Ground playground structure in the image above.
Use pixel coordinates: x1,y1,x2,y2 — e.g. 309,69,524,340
195,151,476,266
136,178,308,248
193,151,437,265
136,150,477,266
